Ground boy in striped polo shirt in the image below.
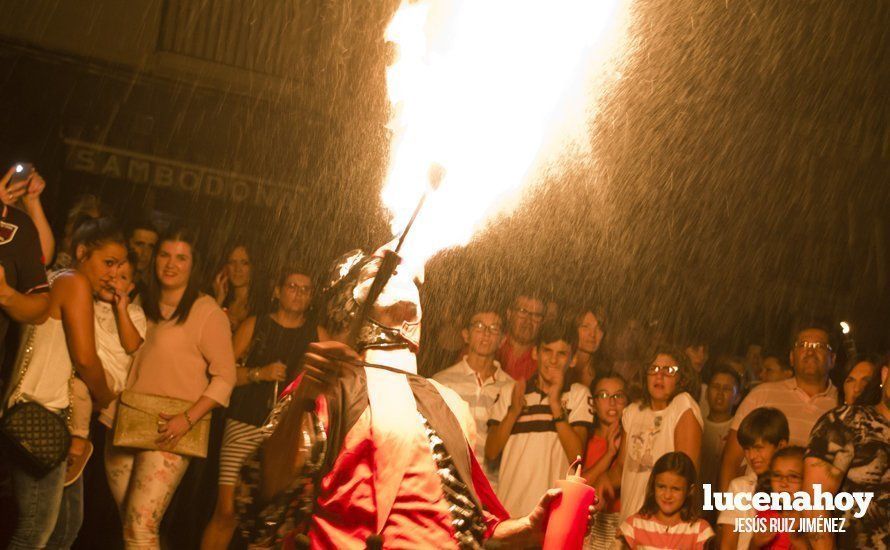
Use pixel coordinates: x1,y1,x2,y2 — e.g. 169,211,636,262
485,321,593,516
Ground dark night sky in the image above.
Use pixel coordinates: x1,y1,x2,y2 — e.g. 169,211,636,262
1,0,888,358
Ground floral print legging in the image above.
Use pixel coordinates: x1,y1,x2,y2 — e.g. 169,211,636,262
105,432,191,550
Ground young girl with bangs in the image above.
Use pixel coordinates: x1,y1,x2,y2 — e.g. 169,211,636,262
594,345,704,525
618,451,714,549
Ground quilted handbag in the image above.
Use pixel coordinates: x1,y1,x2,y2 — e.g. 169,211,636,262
0,401,71,476
113,390,210,458
0,325,71,476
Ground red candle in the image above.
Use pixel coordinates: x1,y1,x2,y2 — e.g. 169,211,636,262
542,475,597,550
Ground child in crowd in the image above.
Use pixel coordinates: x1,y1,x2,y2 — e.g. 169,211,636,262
700,365,742,494
486,322,593,516
581,372,627,548
750,446,807,549
716,407,789,549
67,254,146,484
759,355,793,383
618,451,714,549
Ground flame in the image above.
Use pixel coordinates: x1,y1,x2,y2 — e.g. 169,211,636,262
381,0,632,269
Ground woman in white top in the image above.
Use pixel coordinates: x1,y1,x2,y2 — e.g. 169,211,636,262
594,345,703,523
5,218,124,550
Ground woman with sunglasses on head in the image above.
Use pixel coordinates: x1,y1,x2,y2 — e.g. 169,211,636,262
200,266,326,550
592,345,703,525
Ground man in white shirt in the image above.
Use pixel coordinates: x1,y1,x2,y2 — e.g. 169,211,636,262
718,322,838,491
433,308,513,489
485,322,593,516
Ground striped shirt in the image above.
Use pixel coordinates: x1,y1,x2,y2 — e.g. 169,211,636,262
729,377,837,446
619,514,714,549
488,375,593,516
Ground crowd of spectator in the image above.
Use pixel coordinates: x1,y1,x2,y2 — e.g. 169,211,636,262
0,164,888,549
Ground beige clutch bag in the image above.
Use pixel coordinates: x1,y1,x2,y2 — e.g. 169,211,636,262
112,390,210,458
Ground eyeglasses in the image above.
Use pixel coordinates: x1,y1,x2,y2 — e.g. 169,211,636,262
514,307,544,321
770,472,803,484
793,341,833,353
647,365,680,376
469,321,503,335
283,283,312,295
593,391,628,403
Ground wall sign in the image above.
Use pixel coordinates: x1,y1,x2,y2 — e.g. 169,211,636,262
63,138,302,207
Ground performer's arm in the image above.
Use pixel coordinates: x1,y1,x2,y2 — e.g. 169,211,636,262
489,488,560,543
489,488,594,544
260,399,314,502
259,341,353,502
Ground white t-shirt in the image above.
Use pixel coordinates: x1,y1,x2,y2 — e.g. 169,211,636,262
717,472,757,549
432,357,513,490
701,417,733,489
95,300,147,426
489,377,593,516
619,392,703,522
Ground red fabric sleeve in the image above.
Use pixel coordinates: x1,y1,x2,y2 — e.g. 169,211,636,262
469,443,510,538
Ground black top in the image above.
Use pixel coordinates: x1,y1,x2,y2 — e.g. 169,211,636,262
226,314,317,426
0,205,49,363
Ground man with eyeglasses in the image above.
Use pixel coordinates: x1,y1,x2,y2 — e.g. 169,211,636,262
433,308,513,489
497,293,546,381
718,322,838,492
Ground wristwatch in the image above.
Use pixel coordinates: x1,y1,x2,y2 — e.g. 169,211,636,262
249,368,261,383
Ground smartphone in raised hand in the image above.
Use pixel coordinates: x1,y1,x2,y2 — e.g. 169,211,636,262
7,163,34,187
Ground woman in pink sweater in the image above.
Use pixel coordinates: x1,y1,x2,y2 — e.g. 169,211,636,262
106,226,236,549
